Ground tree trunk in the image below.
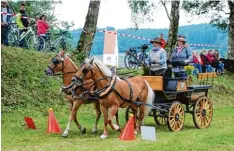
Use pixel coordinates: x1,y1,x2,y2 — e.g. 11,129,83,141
228,1,234,59
76,1,101,59
166,0,180,57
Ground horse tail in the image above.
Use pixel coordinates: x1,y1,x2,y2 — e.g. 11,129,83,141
144,80,155,117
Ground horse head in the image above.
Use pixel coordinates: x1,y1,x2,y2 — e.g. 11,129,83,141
45,50,66,76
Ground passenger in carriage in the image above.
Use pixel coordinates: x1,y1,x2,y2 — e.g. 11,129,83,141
169,36,192,77
149,37,167,76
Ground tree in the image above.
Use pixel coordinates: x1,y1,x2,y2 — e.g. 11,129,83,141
76,0,101,59
128,0,181,55
182,0,234,59
9,1,62,28
166,1,180,55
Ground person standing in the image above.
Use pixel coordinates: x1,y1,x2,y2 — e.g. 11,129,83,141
16,3,29,48
36,15,49,36
36,14,49,51
1,0,12,46
149,37,167,76
158,33,166,49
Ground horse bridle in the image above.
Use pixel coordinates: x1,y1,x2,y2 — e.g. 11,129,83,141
71,63,113,99
48,55,77,76
48,54,78,94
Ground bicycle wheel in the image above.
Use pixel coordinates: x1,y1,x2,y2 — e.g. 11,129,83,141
7,31,17,46
27,35,45,51
124,53,139,69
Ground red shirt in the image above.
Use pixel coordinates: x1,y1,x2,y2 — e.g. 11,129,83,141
160,39,166,49
206,53,214,64
37,20,49,35
192,55,200,64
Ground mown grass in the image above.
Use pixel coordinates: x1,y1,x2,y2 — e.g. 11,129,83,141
1,47,234,151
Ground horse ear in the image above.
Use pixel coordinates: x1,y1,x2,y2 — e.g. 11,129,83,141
59,50,65,57
90,58,94,64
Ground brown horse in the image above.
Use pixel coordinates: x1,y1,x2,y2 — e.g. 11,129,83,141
45,50,119,137
71,58,155,139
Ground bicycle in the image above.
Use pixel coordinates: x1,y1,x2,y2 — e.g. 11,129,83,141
42,31,68,52
8,23,45,51
124,44,150,69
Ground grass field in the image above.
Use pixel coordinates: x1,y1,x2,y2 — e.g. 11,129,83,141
1,47,234,151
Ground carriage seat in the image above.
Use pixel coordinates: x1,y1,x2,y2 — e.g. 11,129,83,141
188,72,216,90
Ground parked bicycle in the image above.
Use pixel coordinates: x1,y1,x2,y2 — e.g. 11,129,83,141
42,31,68,52
8,23,45,51
124,44,150,69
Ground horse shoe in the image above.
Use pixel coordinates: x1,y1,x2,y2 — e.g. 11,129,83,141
100,134,108,139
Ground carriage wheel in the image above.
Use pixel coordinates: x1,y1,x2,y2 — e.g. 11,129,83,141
193,96,213,129
153,110,167,126
167,101,185,132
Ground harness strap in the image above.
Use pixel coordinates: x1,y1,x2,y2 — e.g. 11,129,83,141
93,75,117,98
119,78,133,107
114,89,133,105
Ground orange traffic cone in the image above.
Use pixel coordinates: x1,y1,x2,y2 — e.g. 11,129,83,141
47,108,62,133
119,114,136,140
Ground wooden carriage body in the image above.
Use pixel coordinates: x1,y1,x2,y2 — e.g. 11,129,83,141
125,72,216,132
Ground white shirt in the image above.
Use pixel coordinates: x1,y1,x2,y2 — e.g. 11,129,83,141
2,7,8,23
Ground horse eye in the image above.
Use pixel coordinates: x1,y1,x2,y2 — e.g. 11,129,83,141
82,68,88,74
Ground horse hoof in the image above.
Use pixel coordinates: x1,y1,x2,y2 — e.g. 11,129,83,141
81,127,86,134
100,134,108,139
92,129,97,134
62,133,68,138
134,130,138,135
113,124,120,131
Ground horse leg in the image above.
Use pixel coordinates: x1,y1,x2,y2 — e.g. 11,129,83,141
107,105,120,131
100,105,109,139
72,100,86,134
136,105,145,133
130,105,138,134
92,101,101,134
115,110,120,128
62,100,84,137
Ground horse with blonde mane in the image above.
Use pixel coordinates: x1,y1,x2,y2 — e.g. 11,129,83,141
71,58,155,139
44,50,119,137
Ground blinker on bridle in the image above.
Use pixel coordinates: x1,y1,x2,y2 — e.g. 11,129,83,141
48,55,64,74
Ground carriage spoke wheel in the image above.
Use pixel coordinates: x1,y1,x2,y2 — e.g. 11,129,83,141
167,101,185,132
153,110,167,126
193,96,213,129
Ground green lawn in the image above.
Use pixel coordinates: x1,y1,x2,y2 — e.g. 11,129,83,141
1,105,234,151
1,47,234,151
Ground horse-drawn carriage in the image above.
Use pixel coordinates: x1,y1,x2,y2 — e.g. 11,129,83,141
126,67,215,132
45,51,216,139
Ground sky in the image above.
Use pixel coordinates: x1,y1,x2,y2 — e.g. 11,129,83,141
55,0,208,30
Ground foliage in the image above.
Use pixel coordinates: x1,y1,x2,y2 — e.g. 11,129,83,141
9,0,62,29
182,1,229,30
128,0,155,28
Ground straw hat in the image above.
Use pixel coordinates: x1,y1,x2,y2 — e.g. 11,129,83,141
177,35,186,42
150,37,162,45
